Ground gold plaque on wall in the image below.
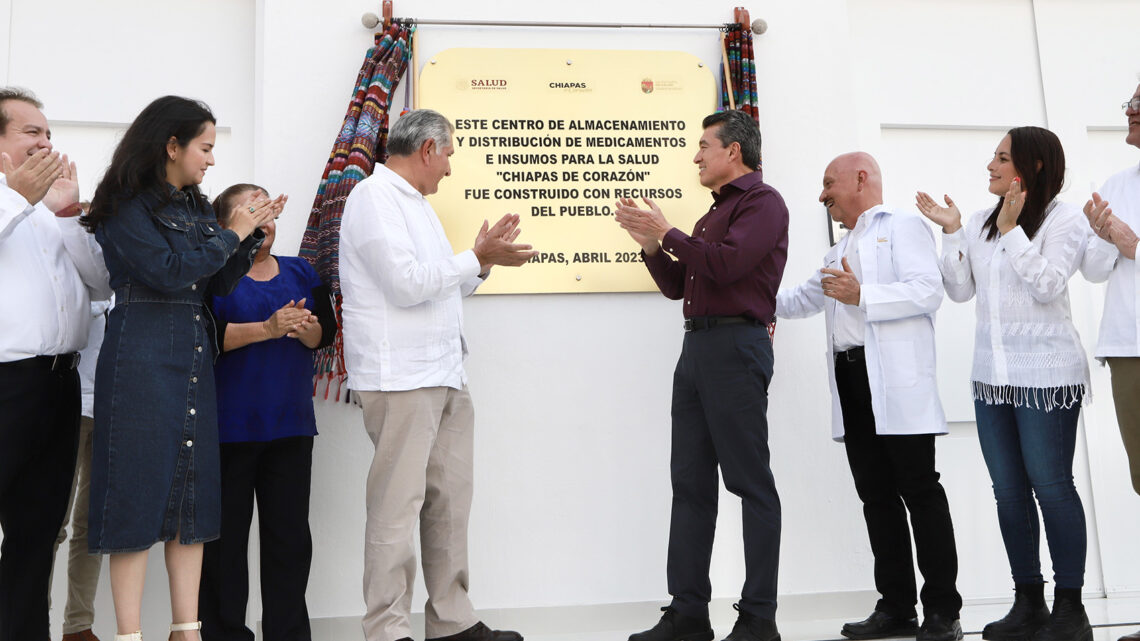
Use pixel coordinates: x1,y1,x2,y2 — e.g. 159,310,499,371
419,47,716,294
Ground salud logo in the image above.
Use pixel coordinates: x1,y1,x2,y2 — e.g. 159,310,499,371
470,78,508,91
641,78,654,94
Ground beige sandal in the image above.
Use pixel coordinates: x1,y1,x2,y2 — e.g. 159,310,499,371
169,622,201,640
114,633,143,641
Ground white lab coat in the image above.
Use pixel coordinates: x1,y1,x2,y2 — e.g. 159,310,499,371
777,207,947,441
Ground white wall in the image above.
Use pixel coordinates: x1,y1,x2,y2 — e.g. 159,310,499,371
1,0,1138,637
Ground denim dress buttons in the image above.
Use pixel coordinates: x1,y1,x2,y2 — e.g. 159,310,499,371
88,186,262,553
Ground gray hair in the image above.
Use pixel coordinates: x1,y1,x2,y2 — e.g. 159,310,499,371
0,87,44,134
387,109,454,156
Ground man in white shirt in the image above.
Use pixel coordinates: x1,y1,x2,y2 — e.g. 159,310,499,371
340,109,535,641
0,87,110,641
776,153,962,641
1081,83,1140,641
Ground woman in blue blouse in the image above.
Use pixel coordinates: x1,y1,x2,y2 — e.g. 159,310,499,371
197,183,334,641
82,97,277,641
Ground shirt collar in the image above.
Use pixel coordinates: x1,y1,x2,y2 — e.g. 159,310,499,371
853,204,884,229
712,170,764,201
162,182,201,208
374,163,425,200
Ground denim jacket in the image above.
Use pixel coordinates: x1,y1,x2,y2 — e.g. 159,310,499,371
97,185,262,298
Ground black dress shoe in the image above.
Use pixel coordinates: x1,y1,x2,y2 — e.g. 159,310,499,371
629,606,714,641
425,622,522,641
722,603,779,641
841,611,919,640
918,614,963,641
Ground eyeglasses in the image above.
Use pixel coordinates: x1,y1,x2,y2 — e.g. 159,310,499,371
1122,98,1140,112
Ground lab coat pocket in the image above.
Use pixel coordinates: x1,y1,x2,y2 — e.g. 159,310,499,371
878,339,918,388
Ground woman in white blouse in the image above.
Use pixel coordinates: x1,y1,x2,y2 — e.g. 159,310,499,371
916,126,1091,641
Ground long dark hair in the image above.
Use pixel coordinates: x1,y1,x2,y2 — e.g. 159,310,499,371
981,126,1065,242
82,96,216,231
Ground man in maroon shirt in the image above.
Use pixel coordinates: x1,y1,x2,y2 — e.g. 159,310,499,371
616,110,789,641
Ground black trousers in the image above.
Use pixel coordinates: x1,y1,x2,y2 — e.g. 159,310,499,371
0,359,80,641
834,350,962,619
667,324,780,621
200,436,314,641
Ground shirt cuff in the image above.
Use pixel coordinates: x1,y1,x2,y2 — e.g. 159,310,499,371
940,226,965,256
998,225,1032,255
661,228,687,256
456,249,482,279
0,183,33,216
1088,234,1121,260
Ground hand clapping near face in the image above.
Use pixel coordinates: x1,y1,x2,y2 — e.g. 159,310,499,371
995,177,1024,234
1,149,65,207
227,195,278,240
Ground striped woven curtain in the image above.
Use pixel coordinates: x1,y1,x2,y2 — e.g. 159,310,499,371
720,22,761,169
300,20,415,401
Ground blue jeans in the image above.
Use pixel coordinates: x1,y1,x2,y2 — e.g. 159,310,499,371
973,390,1086,589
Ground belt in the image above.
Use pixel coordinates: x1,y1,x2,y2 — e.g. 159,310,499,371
115,282,202,306
683,315,761,331
834,346,865,363
2,352,82,372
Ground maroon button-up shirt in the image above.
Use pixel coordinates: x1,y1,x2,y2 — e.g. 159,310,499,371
643,170,789,322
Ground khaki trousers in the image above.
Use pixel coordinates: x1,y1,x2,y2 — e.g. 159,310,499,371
1109,357,1140,494
359,387,478,641
51,416,102,634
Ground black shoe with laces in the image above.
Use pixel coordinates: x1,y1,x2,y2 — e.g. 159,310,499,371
983,583,1050,641
629,606,714,641
722,603,780,641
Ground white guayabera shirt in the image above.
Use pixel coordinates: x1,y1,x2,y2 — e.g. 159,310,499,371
339,164,485,392
939,200,1090,410
1081,163,1140,361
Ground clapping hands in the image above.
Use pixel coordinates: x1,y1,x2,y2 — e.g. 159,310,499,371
1,149,76,211
473,213,536,271
915,191,963,234
1085,192,1139,260
264,299,313,339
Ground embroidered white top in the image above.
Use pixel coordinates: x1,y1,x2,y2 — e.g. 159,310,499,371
1080,163,1140,360
339,164,484,392
939,200,1090,404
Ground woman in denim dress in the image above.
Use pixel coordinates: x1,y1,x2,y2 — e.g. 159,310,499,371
81,96,278,641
